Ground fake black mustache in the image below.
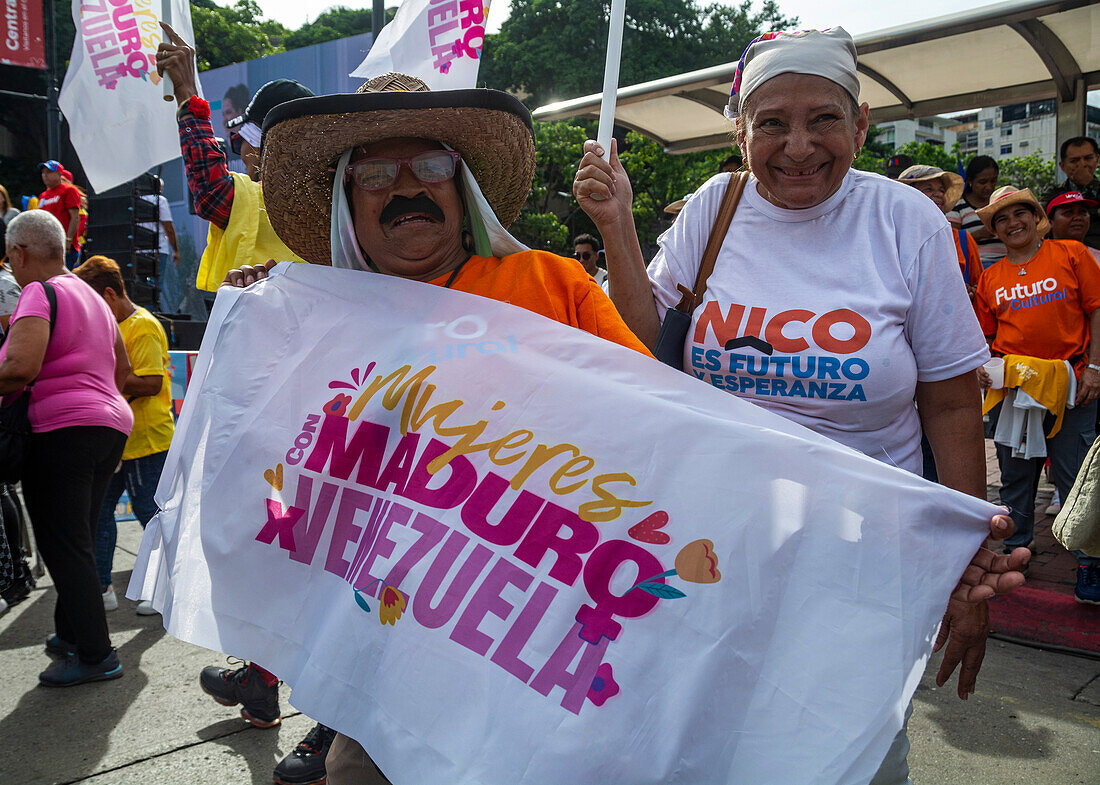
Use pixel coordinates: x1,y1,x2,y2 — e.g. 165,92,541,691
379,195,445,225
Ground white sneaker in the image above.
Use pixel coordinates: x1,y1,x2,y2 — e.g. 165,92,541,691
0,596,8,617
136,600,158,616
102,586,118,612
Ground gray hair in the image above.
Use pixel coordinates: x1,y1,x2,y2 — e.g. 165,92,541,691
6,210,66,260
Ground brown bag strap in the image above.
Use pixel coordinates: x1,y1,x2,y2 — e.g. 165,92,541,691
672,171,749,312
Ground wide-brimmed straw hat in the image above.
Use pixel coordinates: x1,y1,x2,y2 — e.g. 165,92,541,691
897,165,964,209
976,186,1050,236
260,73,535,265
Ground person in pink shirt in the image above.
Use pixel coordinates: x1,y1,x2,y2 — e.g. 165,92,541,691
0,210,133,686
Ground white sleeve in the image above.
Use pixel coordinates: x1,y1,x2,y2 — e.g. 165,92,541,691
647,174,729,320
158,195,172,222
904,224,990,382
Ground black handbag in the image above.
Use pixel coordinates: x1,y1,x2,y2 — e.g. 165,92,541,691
0,281,57,484
653,172,748,370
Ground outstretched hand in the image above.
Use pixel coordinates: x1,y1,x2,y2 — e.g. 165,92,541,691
156,22,199,106
934,515,1028,701
573,139,634,229
951,514,1029,604
222,260,278,288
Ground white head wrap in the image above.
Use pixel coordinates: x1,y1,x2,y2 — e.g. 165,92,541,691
329,147,528,272
725,27,859,119
237,121,263,149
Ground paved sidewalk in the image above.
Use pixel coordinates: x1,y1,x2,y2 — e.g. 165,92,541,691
2,496,1097,784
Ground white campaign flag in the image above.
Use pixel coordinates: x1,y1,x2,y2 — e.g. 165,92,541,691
350,0,490,88
130,262,996,785
59,0,199,192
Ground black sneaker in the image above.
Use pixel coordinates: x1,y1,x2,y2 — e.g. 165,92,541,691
199,660,281,728
1075,564,1100,605
39,649,123,687
44,634,77,658
1,563,35,606
273,723,337,785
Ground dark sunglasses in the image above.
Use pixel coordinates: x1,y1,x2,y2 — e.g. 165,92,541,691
573,250,592,261
345,151,461,191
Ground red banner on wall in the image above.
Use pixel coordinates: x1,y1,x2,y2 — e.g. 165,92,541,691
2,0,47,70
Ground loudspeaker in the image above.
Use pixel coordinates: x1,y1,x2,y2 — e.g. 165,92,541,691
84,174,164,310
155,314,206,349
82,195,158,225
83,224,158,254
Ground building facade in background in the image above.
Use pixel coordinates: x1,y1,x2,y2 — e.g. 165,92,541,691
880,101,1100,164
876,116,958,150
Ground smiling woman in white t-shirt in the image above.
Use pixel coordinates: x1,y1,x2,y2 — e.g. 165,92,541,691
576,27,1031,784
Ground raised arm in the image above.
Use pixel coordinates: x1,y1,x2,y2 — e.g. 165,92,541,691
156,23,235,230
573,139,660,349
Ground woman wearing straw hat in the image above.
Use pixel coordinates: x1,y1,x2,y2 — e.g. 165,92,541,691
575,27,1028,783
973,185,1100,604
223,72,652,785
897,165,982,298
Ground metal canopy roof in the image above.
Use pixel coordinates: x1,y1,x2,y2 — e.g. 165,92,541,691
532,0,1100,153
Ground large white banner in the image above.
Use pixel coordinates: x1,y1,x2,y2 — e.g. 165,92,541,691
350,0,490,88
59,0,199,192
130,263,996,785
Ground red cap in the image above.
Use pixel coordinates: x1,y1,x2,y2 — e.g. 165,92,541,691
59,168,73,181
1045,190,1098,215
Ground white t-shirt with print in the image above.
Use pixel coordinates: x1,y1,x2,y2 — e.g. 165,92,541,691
648,169,990,474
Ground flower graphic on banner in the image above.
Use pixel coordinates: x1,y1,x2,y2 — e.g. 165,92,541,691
324,394,352,417
587,663,620,707
354,579,409,626
628,539,722,599
379,586,408,625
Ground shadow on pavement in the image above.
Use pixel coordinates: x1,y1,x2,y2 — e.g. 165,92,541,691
914,686,1054,759
0,624,163,784
198,716,287,785
0,570,155,653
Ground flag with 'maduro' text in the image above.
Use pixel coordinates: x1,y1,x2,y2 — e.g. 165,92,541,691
59,0,199,192
130,262,995,785
350,0,490,88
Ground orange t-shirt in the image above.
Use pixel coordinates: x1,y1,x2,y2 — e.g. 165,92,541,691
974,239,1100,374
953,229,981,287
429,250,650,356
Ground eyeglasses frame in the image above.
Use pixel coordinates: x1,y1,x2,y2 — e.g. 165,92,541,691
343,150,463,192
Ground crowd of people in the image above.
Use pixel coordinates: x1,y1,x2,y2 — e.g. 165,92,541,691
0,20,1096,785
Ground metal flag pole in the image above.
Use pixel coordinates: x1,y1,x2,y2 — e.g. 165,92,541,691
595,0,626,163
161,0,175,100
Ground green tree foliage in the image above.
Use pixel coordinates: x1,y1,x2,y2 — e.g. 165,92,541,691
507,124,736,253
854,138,959,175
481,0,796,107
852,125,892,174
283,6,397,50
191,0,289,70
618,131,734,248
851,134,1057,196
510,121,589,251
997,153,1057,196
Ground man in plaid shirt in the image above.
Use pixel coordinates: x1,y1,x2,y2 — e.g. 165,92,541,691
156,22,335,785
158,22,311,294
